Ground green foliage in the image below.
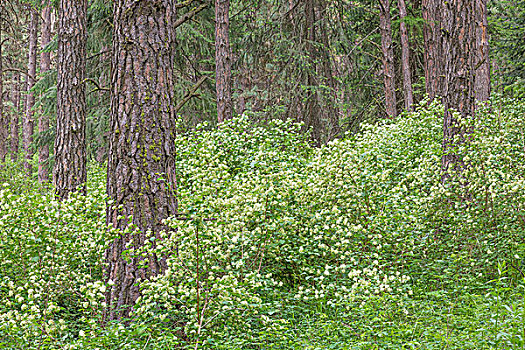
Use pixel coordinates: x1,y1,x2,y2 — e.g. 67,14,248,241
1,99,525,348
490,0,525,83
0,167,107,348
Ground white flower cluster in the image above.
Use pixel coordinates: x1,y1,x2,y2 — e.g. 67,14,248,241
0,167,108,346
1,98,523,347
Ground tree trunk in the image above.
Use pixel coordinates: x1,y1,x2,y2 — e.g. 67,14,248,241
54,0,87,198
398,0,414,111
10,72,20,161
215,0,233,123
23,8,39,174
379,0,397,118
304,0,322,144
0,11,5,163
440,0,476,176
38,4,52,183
474,0,490,102
422,0,443,101
105,0,178,321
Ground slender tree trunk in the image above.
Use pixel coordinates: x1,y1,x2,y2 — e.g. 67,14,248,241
38,4,52,183
474,0,490,102
379,0,397,118
54,0,87,198
422,0,443,101
440,0,476,177
105,0,178,321
10,73,20,161
304,0,322,144
398,0,414,111
23,8,39,174
0,10,5,163
215,0,233,123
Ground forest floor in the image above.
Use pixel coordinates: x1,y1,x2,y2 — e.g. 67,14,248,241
278,281,524,349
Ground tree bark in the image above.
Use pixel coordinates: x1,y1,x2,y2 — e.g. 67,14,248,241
440,0,476,176
215,0,233,123
38,4,52,183
304,0,322,144
10,72,20,161
23,8,39,174
398,0,414,111
0,9,5,163
379,0,397,118
105,0,178,321
422,0,443,101
423,0,483,177
54,0,87,198
474,0,490,102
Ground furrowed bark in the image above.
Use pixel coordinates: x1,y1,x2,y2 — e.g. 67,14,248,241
215,0,233,123
398,0,414,111
422,0,443,101
474,0,490,102
54,0,87,198
379,0,397,118
304,0,322,144
38,4,52,183
104,0,178,321
23,8,38,174
0,8,5,163
10,72,20,161
440,0,476,178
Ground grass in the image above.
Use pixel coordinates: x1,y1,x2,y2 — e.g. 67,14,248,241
251,272,525,349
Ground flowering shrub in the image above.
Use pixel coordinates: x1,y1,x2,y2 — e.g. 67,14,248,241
0,97,524,348
0,167,108,348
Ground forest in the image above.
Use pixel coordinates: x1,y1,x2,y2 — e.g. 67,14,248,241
0,0,525,348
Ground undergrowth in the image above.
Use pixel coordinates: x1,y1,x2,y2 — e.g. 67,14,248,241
0,97,524,349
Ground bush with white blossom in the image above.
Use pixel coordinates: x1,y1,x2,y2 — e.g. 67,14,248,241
0,96,524,348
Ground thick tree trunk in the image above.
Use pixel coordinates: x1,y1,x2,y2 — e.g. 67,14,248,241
379,0,397,118
38,4,52,183
105,0,178,321
10,73,20,161
54,0,87,198
215,0,233,123
398,0,414,111
440,0,476,176
474,0,490,102
23,9,39,174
